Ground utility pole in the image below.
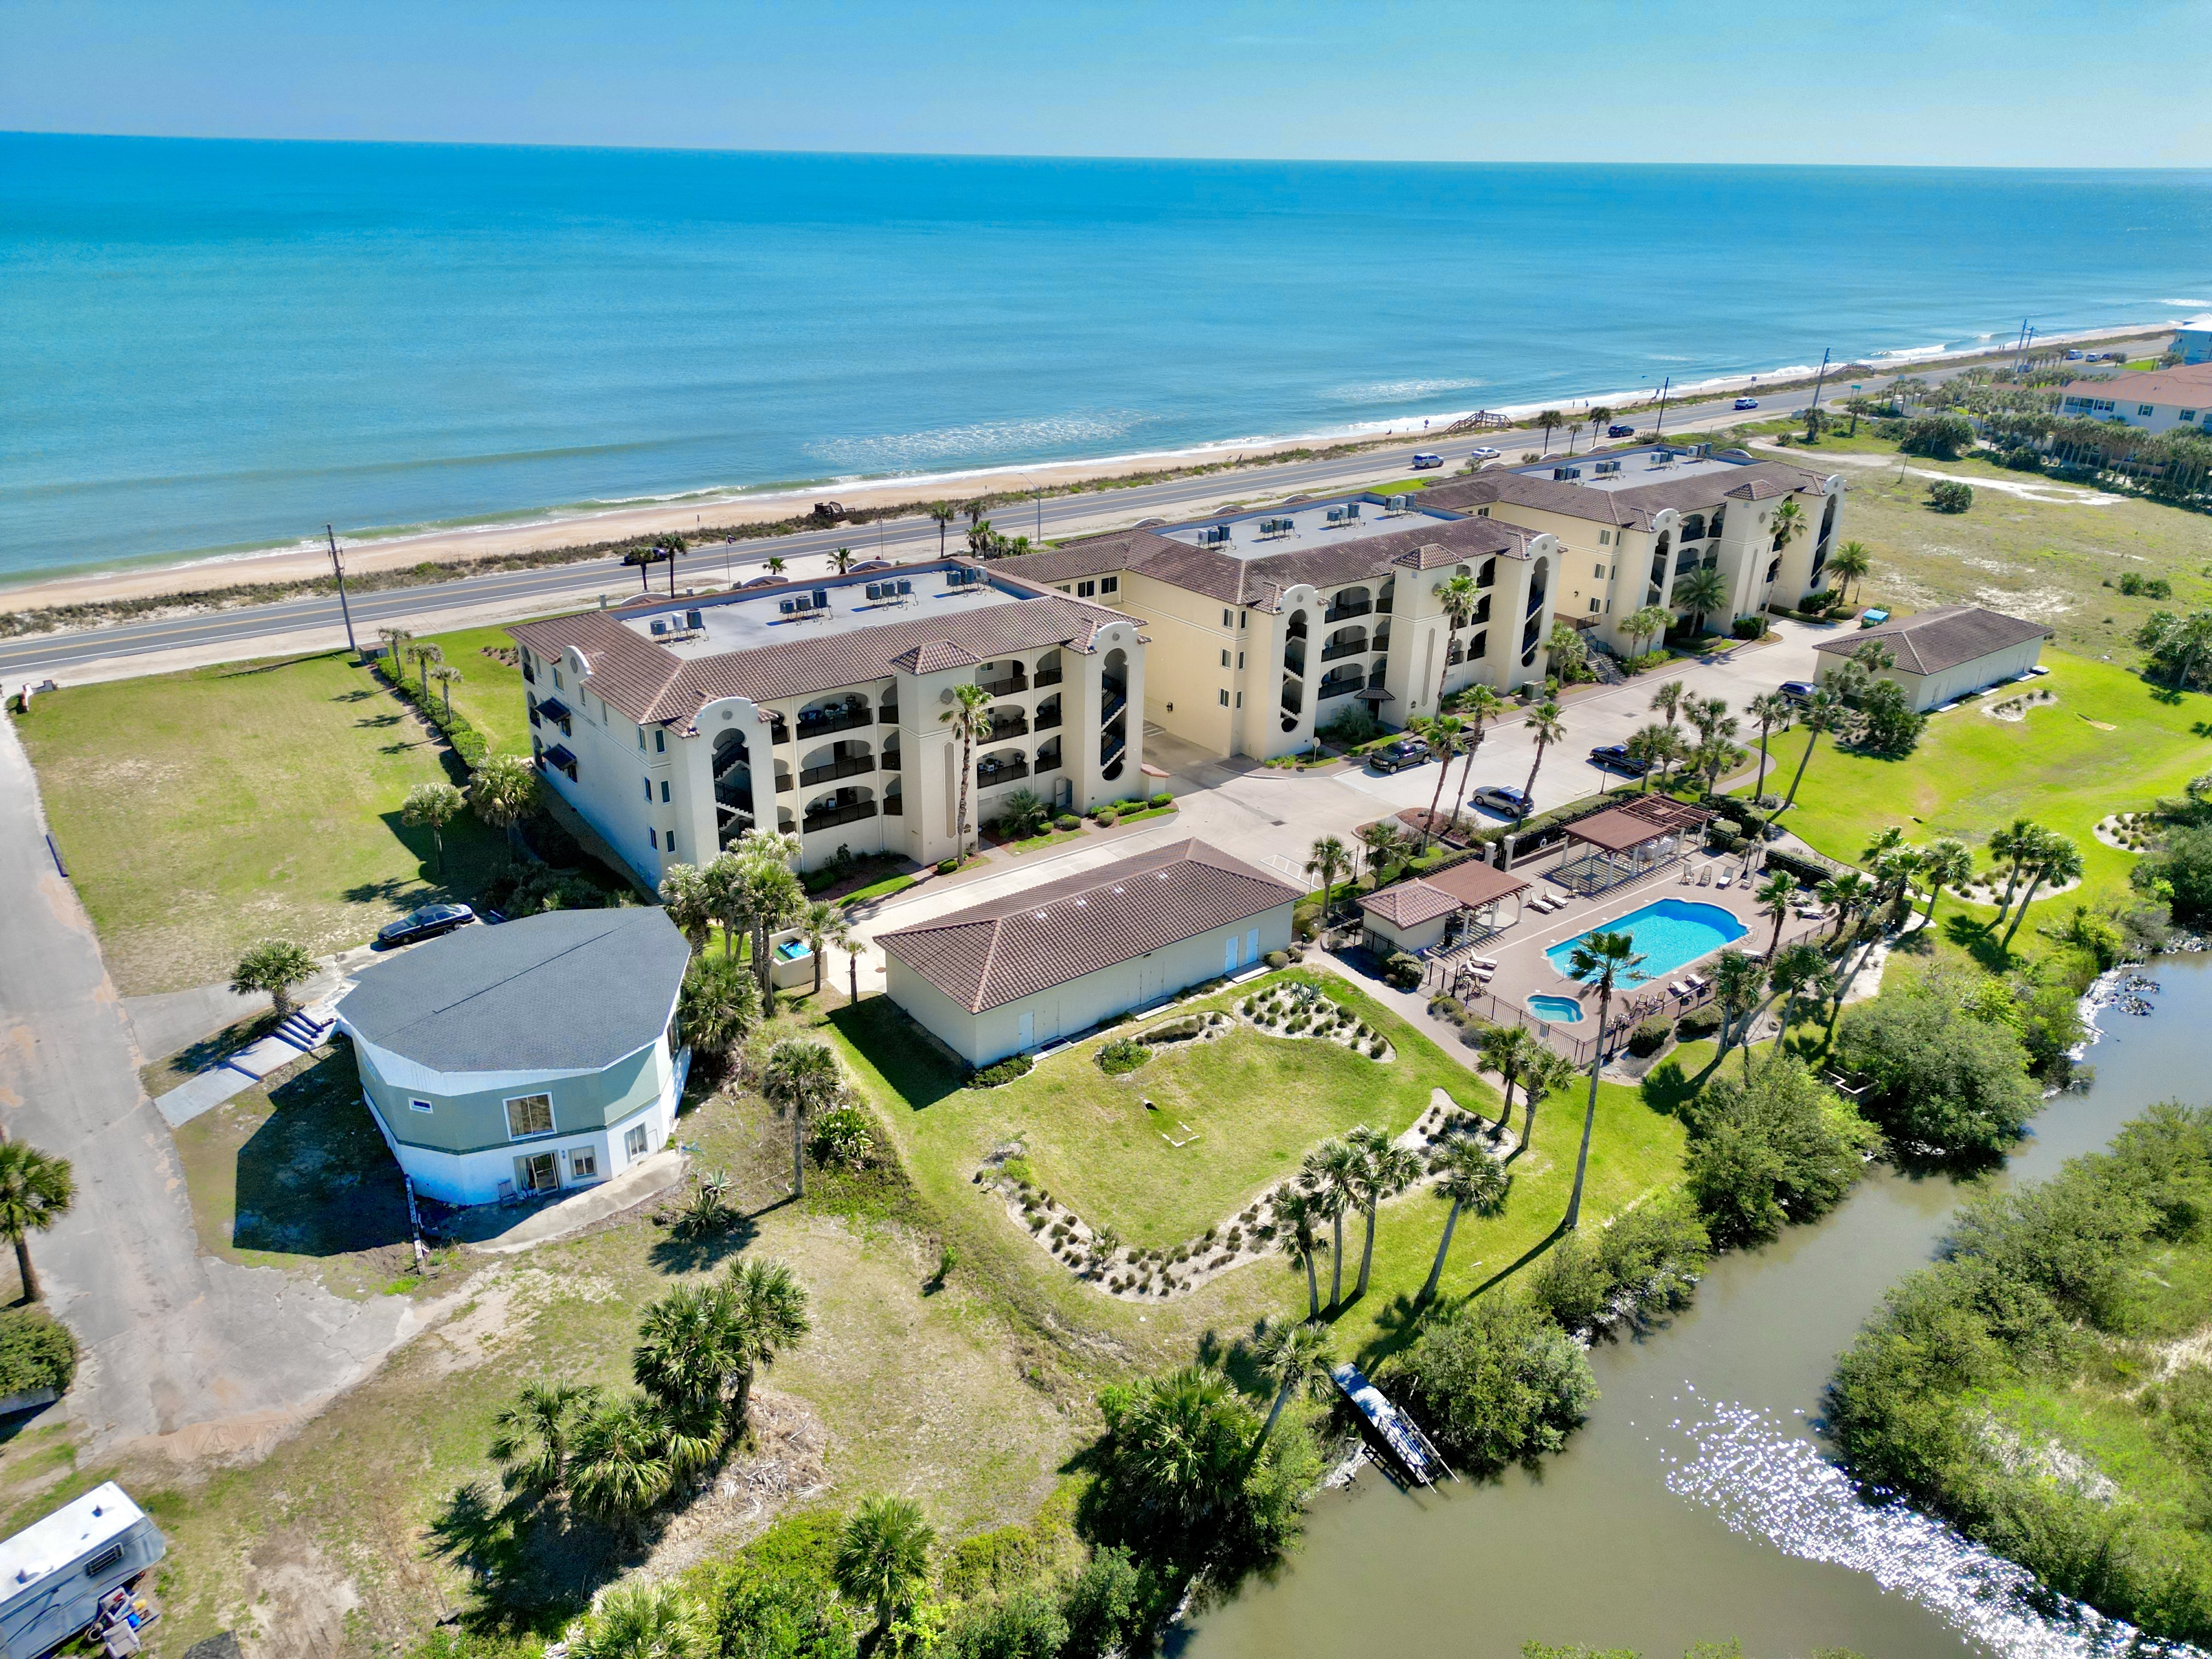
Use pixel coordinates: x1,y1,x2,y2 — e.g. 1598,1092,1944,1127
1653,376,1672,438
1805,347,1832,436
325,525,358,658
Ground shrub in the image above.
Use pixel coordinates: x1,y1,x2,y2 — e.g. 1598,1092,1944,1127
1389,1297,1596,1472
1899,413,1976,460
1091,809,1115,827
938,856,962,874
2002,445,2044,472
1731,614,1764,640
1053,814,1081,833
1263,950,1288,969
967,1053,1035,1089
0,1308,76,1398
1148,791,1174,809
1926,479,1974,514
1383,952,1424,991
1675,1005,1722,1040
1626,1018,1672,1059
1429,995,1467,1023
809,1105,877,1169
2119,572,2173,600
1832,973,2040,1160
1682,1056,1878,1248
1097,1037,1148,1075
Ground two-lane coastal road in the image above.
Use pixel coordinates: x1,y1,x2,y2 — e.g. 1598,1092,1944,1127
0,355,2034,685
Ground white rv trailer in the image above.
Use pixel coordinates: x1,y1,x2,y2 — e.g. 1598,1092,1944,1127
0,1483,165,1657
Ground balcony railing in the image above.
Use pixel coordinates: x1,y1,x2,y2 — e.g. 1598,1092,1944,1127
803,801,878,833
988,718,1030,741
1032,668,1064,688
1318,679,1364,700
775,774,794,793
799,755,875,788
1323,601,1373,625
795,703,873,740
1033,709,1062,731
1320,641,1368,662
881,748,902,771
883,793,904,814
977,760,1030,786
977,675,1028,698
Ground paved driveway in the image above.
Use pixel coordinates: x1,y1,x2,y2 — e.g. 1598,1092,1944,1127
0,716,430,1455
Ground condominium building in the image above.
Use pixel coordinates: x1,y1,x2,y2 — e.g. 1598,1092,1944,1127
996,494,1562,760
2057,362,2212,435
507,561,1145,883
1419,444,1848,661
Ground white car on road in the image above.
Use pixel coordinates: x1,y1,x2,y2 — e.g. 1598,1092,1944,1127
1468,445,1502,461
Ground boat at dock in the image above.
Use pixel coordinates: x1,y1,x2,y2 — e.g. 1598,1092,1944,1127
1330,1362,1453,1487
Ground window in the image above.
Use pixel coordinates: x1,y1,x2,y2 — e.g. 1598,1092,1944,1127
505,1094,555,1139
1220,649,1231,668
642,777,653,802
665,825,675,848
2141,405,2156,417
1057,584,1072,594
552,666,565,689
1594,563,1607,579
659,780,671,803
1599,530,1612,545
637,726,646,749
1222,608,1233,628
1239,611,1247,629
410,1098,434,1115
649,827,658,849
1076,579,1097,597
1101,575,1119,594
2184,410,2199,423
1218,689,1229,706
1237,652,1245,669
1235,692,1243,708
1476,506,1490,518
1588,598,1601,613
569,1148,598,1180
654,729,666,753
625,1123,650,1159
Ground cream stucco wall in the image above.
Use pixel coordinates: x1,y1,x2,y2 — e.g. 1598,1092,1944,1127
1820,635,2044,713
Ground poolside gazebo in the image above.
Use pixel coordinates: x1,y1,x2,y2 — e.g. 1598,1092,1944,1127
1551,797,1710,896
1358,857,1531,957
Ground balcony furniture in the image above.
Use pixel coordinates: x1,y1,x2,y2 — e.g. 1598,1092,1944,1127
803,800,879,833
799,755,875,787
795,701,873,739
977,760,1031,786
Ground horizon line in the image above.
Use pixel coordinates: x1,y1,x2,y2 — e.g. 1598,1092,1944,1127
6,128,2211,173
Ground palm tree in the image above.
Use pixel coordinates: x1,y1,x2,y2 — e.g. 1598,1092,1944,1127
1624,604,1674,661
1767,498,1807,567
1305,836,1351,923
468,752,541,857
1475,1023,1540,1133
1520,700,1566,811
1817,870,1877,947
1420,1139,1510,1303
1672,565,1730,637
489,1379,596,1498
567,1393,675,1532
929,501,956,557
1520,1048,1578,1153
1346,1124,1421,1301
765,555,787,578
1779,688,1842,812
1917,837,1974,932
829,546,854,575
798,900,839,995
1987,816,2045,916
1828,540,1872,605
1250,1318,1335,1443
657,862,716,952
563,1582,712,1659
940,681,993,864
1766,943,1833,1057
402,781,465,877
1534,409,1566,453
1415,715,1464,850
1273,1189,1328,1321
1754,872,1797,957
634,1281,738,1415
1445,684,1505,828
725,1257,810,1420
1693,719,1742,795
1708,948,1765,1075
1649,679,1686,731
2001,831,2083,951
1357,820,1407,888
1561,930,1646,1230
407,639,445,700
1746,692,1792,802
676,954,758,1066
740,855,805,1010
1300,1141,1358,1311
0,1143,74,1305
762,1039,842,1199
229,938,318,1019
1588,405,1615,441
823,912,864,1003
1433,572,1483,708
376,624,415,675
428,662,462,716
837,1496,935,1638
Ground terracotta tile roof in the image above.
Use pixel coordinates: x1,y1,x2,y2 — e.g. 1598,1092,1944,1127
2061,362,2212,405
996,514,1539,614
878,839,1301,1013
510,585,1132,729
1812,604,2051,676
1422,459,1827,530
1358,857,1530,929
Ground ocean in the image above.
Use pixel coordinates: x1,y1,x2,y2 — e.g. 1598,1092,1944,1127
3,133,2208,586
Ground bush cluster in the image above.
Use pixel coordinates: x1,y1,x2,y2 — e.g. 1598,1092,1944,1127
1097,1037,1148,1075
0,1308,76,1398
1525,1200,1710,1335
967,1053,1035,1089
375,661,489,767
1681,1056,1879,1249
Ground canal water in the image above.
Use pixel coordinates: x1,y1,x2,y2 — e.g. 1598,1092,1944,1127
1186,957,2212,1659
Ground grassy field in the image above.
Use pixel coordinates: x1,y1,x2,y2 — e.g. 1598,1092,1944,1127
409,620,534,758
18,650,505,994
829,966,1689,1361
1737,421,2212,664
1773,648,2206,924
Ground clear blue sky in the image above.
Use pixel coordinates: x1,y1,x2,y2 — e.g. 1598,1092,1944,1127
4,0,2207,167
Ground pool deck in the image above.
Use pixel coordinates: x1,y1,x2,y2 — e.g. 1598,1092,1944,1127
1435,845,1829,1040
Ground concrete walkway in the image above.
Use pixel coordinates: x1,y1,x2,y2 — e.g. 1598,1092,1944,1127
0,714,433,1455
459,1149,688,1254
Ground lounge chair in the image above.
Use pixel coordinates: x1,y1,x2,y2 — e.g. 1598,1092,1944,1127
1715,871,1732,889
1679,864,1694,883
1666,981,1687,998
1697,866,1713,886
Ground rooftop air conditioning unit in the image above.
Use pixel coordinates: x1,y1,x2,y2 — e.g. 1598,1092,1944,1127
865,582,883,600
778,599,796,615
897,578,913,594
686,609,704,629
1345,503,1361,518
651,619,668,635
812,589,829,607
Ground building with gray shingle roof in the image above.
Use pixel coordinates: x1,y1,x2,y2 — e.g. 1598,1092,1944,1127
335,909,692,1206
1813,605,2051,710
878,839,1300,1066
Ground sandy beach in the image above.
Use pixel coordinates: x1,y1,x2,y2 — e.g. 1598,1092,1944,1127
0,319,2170,619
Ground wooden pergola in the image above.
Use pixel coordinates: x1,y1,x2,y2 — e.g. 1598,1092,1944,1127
1550,797,1711,896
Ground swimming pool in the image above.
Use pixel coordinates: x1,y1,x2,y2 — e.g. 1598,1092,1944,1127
1544,898,1748,983
1527,994,1585,1025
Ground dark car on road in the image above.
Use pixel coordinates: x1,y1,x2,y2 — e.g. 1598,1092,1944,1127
1471,785,1533,818
1369,736,1430,773
1780,679,1816,703
1606,424,1636,438
1588,743,1649,777
376,902,476,949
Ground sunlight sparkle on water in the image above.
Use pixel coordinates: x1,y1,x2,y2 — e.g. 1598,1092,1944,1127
1659,1400,2200,1659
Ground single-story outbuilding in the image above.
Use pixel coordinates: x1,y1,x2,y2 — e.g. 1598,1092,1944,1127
335,907,692,1206
878,838,1300,1068
1813,604,2052,712
1358,856,1530,956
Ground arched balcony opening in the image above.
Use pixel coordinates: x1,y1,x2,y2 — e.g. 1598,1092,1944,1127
1524,555,1548,619
803,785,877,835
1521,556,1551,668
1324,586,1372,627
776,806,797,835
1033,692,1063,732
1680,512,1707,541
1709,507,1728,540
1322,624,1369,662
1102,648,1130,772
772,761,794,795
1766,556,1784,585
1286,610,1309,640
976,659,1028,698
1809,496,1839,582
977,746,1030,789
1317,666,1364,701
1033,649,1064,689
1034,736,1064,774
1280,680,1304,716
1376,577,1396,612
713,728,755,847
1646,534,1671,607
799,738,874,788
797,691,872,741
878,685,899,723
881,734,901,771
883,779,904,815
986,702,1029,742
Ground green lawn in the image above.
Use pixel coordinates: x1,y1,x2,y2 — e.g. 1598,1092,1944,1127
1770,648,2205,926
18,650,505,994
828,968,1689,1358
412,620,534,758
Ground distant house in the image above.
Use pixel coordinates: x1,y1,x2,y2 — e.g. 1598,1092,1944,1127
2177,317,2212,366
878,839,1300,1068
2057,362,2212,435
1813,605,2051,713
335,908,691,1206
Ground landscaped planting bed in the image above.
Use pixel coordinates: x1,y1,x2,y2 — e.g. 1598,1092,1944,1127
1240,980,1393,1060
